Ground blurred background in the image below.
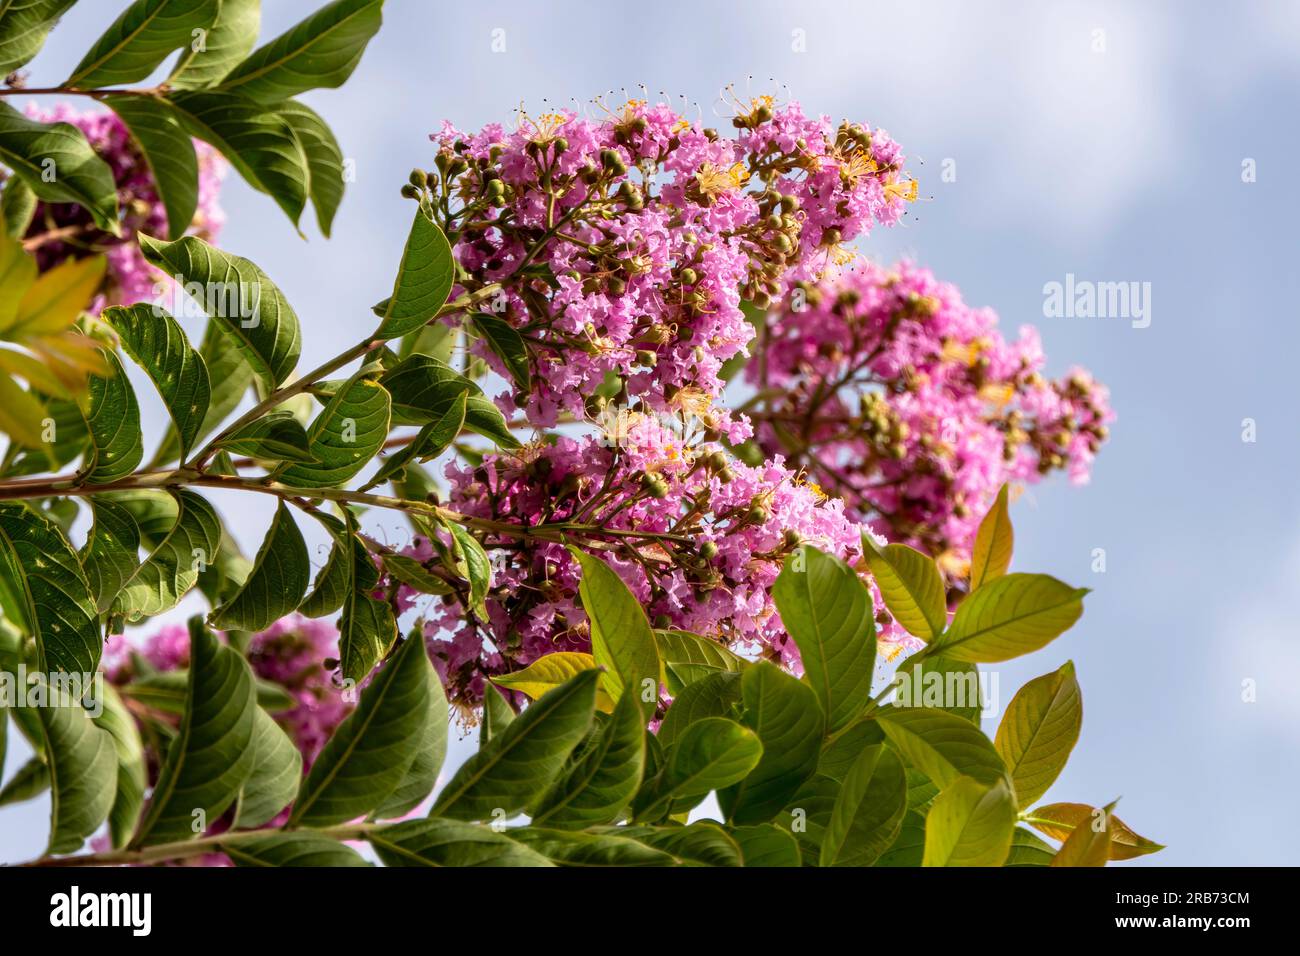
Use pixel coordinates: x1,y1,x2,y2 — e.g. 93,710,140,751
3,0,1298,865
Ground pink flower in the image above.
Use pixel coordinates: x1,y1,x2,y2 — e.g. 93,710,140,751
395,415,899,708
746,261,1113,576
427,98,915,428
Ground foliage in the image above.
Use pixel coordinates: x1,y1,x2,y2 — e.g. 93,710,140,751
0,1,1159,868
0,0,377,446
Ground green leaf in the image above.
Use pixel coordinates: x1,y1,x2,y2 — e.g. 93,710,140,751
104,304,211,459
864,540,947,641
875,706,1007,789
93,684,146,850
277,99,345,237
729,823,802,867
656,670,742,749
777,772,840,862
327,511,395,681
67,0,218,88
719,661,824,826
819,744,908,866
0,754,49,807
531,691,645,829
102,96,197,241
362,390,465,493
970,483,1013,590
1006,826,1057,866
152,317,253,466
379,353,518,448
297,527,347,618
208,501,309,630
771,546,877,731
875,810,927,867
616,822,742,866
490,651,614,713
0,101,118,230
164,91,308,227
654,629,748,696
131,618,256,846
24,679,117,854
374,206,454,339
0,374,49,448
994,660,1081,806
289,631,431,827
508,827,674,866
368,818,552,867
1025,802,1164,861
118,670,294,714
224,831,369,867
929,573,1088,663
0,502,100,673
432,668,598,821
167,0,260,89
437,519,489,619
81,349,143,484
219,0,382,103
818,717,885,781
638,717,762,819
378,552,450,598
138,233,302,390
569,546,660,719
0,1,76,75
79,494,142,617
892,655,983,723
232,705,302,829
112,490,222,622
1,172,36,237
471,312,530,389
373,656,448,819
481,683,514,745
923,776,1017,866
213,409,314,462
273,372,390,487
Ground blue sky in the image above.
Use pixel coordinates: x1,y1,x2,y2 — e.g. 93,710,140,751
4,0,1299,865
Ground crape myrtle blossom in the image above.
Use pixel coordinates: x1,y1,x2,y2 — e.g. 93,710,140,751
391,413,903,711
745,261,1114,578
18,103,226,309
423,96,916,431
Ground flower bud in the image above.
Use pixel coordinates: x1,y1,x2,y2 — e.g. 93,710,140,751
699,540,719,560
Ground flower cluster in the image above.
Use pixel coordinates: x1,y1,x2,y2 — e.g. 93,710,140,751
104,615,349,766
746,261,1113,575
399,413,895,710
20,103,226,309
424,96,915,430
